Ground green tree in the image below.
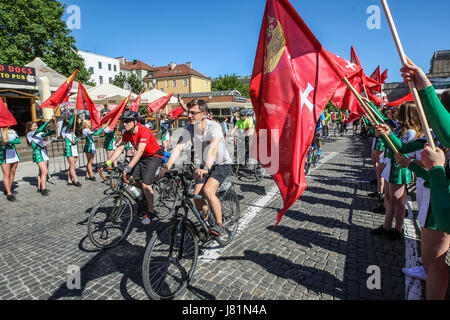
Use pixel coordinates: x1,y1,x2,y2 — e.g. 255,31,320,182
211,73,250,98
112,72,145,95
0,0,91,83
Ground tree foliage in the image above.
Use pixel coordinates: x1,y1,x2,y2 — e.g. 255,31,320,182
211,74,250,98
0,0,92,83
112,72,145,95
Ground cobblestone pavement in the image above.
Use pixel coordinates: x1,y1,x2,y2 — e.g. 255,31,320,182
0,132,449,300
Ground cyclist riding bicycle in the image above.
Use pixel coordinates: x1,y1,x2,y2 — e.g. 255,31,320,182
323,110,331,138
229,109,255,165
105,110,164,225
157,99,233,236
314,111,326,158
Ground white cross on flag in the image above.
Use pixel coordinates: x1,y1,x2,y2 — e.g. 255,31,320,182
250,0,362,226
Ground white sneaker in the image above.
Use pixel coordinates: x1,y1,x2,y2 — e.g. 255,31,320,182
402,265,426,280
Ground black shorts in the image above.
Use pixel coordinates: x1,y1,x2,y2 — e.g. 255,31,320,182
195,164,231,186
130,156,162,185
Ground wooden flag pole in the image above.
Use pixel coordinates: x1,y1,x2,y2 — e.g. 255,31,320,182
343,77,399,154
362,84,386,124
380,0,435,150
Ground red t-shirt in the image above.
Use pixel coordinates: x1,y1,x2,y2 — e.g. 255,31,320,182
122,123,162,158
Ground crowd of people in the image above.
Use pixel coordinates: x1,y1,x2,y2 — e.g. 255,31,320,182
361,57,450,300
0,57,449,300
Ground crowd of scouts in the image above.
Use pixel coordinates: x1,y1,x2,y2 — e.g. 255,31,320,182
363,58,450,300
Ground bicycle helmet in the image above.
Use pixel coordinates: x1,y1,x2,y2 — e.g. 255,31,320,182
239,109,248,117
119,110,140,121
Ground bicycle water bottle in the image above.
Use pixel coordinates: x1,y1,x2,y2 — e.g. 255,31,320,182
128,185,143,201
218,181,232,193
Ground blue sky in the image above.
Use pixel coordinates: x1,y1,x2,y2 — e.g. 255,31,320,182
61,0,449,83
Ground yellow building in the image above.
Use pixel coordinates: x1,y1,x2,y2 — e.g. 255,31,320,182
143,62,211,95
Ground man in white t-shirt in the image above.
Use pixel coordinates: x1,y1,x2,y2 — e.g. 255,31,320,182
157,99,232,236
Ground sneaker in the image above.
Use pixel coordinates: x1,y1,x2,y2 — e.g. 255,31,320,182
41,189,49,196
37,188,41,194
402,265,426,280
90,176,96,182
384,228,404,241
6,194,16,202
368,192,380,198
73,182,82,187
370,225,388,236
141,213,152,225
377,194,385,202
209,223,226,237
371,204,385,214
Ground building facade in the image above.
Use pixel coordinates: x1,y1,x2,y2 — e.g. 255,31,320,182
116,57,156,81
78,50,121,86
143,62,211,94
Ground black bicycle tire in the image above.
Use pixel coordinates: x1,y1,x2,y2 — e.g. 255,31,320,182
153,178,180,220
254,163,264,181
142,221,199,300
87,194,134,249
214,188,240,247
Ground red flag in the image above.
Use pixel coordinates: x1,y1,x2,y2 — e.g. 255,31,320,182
250,0,361,226
40,70,78,109
99,93,131,131
76,82,100,129
147,93,174,114
381,69,388,84
0,98,17,128
168,107,184,120
350,46,361,66
370,66,381,83
129,91,142,112
387,92,413,107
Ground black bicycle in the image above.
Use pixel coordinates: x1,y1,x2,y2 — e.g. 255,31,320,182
230,136,265,181
141,164,240,300
89,167,149,249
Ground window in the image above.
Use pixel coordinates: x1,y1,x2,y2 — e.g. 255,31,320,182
166,80,169,88
172,80,176,87
99,76,103,84
206,82,208,88
183,79,188,87
108,64,111,71
109,77,112,83
114,65,117,72
98,61,102,69
161,88,164,92
89,67,94,74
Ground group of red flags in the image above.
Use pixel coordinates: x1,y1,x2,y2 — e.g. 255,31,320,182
30,72,176,131
250,0,414,225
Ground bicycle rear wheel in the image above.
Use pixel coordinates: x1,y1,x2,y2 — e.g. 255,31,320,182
142,221,198,300
87,194,134,249
254,162,265,181
215,187,240,247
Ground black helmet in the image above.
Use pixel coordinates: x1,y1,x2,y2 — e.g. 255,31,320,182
239,109,248,116
119,110,140,121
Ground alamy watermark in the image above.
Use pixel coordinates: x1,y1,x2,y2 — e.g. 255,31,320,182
366,5,381,30
66,5,81,30
366,265,381,290
66,265,81,290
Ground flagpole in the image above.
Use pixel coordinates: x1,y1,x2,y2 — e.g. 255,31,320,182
380,0,435,150
343,78,398,154
362,84,386,124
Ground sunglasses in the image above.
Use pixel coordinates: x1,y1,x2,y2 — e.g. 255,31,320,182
122,119,134,123
187,110,203,116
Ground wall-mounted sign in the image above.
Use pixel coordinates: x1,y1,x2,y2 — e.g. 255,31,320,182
233,96,247,103
0,64,36,85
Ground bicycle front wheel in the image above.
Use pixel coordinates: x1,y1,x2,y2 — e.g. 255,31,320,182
153,177,179,220
87,194,134,249
254,162,265,181
215,188,240,247
142,221,199,300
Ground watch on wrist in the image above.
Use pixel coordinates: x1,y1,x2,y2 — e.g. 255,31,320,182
201,164,210,172
124,165,133,174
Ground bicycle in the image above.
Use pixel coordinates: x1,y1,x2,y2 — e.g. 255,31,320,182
230,135,265,181
304,143,320,176
89,167,148,249
141,164,240,300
